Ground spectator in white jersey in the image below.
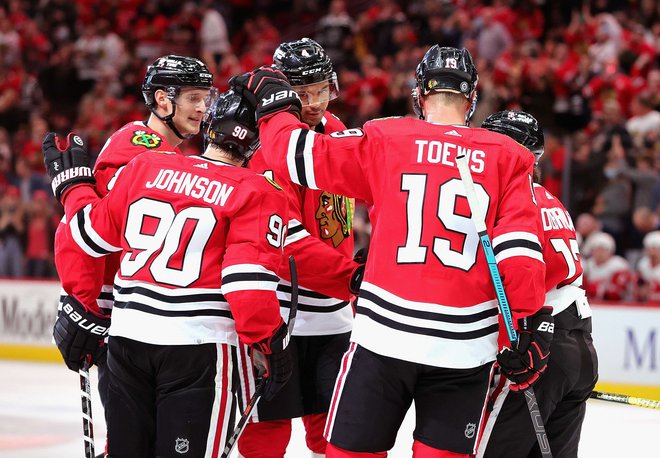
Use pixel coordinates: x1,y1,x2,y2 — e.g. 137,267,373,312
43,89,293,458
230,45,547,458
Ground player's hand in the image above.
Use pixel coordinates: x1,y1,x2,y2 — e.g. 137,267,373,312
251,321,293,401
497,307,554,391
42,132,95,202
349,248,368,295
53,295,110,372
230,66,302,124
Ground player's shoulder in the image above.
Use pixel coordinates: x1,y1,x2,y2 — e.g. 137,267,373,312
190,156,284,193
321,110,346,132
96,122,176,168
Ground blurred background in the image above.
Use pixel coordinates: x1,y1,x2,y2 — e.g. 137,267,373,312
1,0,659,305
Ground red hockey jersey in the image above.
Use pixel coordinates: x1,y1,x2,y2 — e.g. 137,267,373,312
61,152,288,346
533,183,589,314
249,112,355,336
259,113,546,369
55,121,180,309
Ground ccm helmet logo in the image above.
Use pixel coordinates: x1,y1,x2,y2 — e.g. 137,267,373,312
302,68,322,75
262,90,299,106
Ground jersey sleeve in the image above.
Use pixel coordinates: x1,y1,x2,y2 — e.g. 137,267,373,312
259,113,374,204
56,164,133,309
491,143,546,323
280,230,355,301
221,184,290,346
271,168,355,300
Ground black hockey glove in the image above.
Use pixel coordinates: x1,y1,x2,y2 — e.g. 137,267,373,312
53,295,110,372
42,132,95,202
230,66,302,124
349,248,368,295
497,307,554,391
251,321,293,401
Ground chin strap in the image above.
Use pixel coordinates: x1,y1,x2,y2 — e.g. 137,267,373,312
151,104,188,140
150,87,192,140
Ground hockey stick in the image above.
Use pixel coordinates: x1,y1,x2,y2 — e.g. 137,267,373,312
221,255,299,458
455,153,552,458
590,391,660,410
79,358,95,458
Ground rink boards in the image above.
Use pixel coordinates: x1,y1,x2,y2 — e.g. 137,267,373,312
1,279,658,399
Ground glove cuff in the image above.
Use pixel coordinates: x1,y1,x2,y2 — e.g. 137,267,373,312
52,167,96,202
252,321,288,355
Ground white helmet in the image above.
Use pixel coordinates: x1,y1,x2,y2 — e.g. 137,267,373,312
585,232,616,254
643,230,660,249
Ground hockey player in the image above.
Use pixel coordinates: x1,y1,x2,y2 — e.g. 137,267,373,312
477,111,598,458
238,38,359,458
43,89,293,457
231,46,547,457
52,54,215,403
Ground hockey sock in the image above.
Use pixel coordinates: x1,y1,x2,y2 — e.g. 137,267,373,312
326,443,387,457
303,413,328,453
237,419,292,458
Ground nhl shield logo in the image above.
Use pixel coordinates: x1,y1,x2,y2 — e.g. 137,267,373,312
175,437,189,454
465,423,476,439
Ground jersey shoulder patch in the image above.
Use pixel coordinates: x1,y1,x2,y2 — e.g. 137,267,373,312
130,130,163,149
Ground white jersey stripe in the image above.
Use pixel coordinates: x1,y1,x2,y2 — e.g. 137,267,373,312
492,231,541,246
287,129,303,185
325,342,357,441
302,129,317,190
494,247,544,263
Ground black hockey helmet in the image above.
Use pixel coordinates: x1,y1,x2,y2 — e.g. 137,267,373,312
142,55,213,107
142,55,215,139
412,46,478,121
203,89,258,162
482,110,545,163
273,38,339,106
273,38,333,85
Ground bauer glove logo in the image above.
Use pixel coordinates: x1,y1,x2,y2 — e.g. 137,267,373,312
537,321,554,333
262,90,299,106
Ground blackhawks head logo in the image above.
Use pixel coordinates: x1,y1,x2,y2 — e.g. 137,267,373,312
315,191,353,247
131,130,162,148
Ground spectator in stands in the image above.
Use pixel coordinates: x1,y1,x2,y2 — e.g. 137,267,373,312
626,93,660,148
199,0,231,69
583,231,633,300
24,190,53,278
635,230,660,302
575,212,603,253
0,186,25,277
315,0,355,70
475,7,513,65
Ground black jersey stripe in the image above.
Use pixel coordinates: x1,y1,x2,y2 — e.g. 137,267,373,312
493,239,542,256
277,284,335,300
359,290,498,324
75,209,112,256
114,300,233,318
294,129,310,187
115,284,225,304
279,299,350,313
356,305,499,340
222,272,280,284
